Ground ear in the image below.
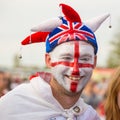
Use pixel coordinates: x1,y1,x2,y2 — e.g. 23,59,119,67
45,53,52,68
93,55,97,68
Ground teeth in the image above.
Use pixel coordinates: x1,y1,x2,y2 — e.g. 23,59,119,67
69,76,81,80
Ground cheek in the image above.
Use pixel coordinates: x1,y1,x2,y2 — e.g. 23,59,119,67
51,66,60,75
85,68,93,83
51,65,69,77
80,67,93,77
80,68,93,85
85,68,93,75
51,65,71,89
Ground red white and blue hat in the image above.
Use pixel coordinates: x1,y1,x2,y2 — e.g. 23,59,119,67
21,3,110,55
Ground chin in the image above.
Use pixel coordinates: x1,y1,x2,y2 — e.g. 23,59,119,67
63,87,82,97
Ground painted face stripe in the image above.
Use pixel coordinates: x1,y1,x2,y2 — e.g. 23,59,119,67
70,82,78,92
70,42,80,92
72,42,80,75
51,61,94,68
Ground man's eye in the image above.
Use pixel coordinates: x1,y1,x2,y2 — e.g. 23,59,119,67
61,57,72,60
80,58,90,61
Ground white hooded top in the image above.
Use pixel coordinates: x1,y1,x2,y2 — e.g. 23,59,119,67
0,76,100,120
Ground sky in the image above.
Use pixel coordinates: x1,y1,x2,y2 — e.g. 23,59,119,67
0,0,119,68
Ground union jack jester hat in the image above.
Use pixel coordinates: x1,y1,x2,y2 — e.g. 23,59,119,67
21,3,110,55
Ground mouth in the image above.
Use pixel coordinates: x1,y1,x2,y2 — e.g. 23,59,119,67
65,75,83,81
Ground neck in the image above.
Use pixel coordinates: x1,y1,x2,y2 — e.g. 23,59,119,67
50,78,81,109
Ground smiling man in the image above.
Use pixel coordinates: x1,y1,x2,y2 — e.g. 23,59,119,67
47,40,96,111
0,3,110,120
48,41,96,94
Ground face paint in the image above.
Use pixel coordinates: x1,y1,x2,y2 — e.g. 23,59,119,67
72,42,80,76
50,41,95,93
70,42,79,92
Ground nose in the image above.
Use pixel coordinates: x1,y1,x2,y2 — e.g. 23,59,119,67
72,58,80,76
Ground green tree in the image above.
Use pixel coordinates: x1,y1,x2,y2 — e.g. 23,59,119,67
107,27,120,68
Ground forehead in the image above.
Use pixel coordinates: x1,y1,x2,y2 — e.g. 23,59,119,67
50,41,94,56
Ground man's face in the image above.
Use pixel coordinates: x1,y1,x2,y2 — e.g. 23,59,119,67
46,41,96,93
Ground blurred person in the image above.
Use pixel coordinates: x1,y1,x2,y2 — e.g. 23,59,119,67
82,80,101,109
96,77,108,99
81,80,94,104
96,94,107,120
105,66,120,120
0,4,110,120
4,72,12,92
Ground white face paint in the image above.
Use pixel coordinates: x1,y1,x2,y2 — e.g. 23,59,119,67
117,91,120,109
50,41,95,93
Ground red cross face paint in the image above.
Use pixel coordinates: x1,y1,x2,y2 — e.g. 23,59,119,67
50,41,95,93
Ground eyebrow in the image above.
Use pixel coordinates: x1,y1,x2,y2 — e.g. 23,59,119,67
59,53,73,57
80,54,92,57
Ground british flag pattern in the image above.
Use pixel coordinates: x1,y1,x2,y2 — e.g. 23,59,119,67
46,17,97,54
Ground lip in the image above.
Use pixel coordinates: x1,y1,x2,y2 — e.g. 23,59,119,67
65,75,84,81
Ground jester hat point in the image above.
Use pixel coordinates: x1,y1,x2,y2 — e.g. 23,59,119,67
21,3,110,55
